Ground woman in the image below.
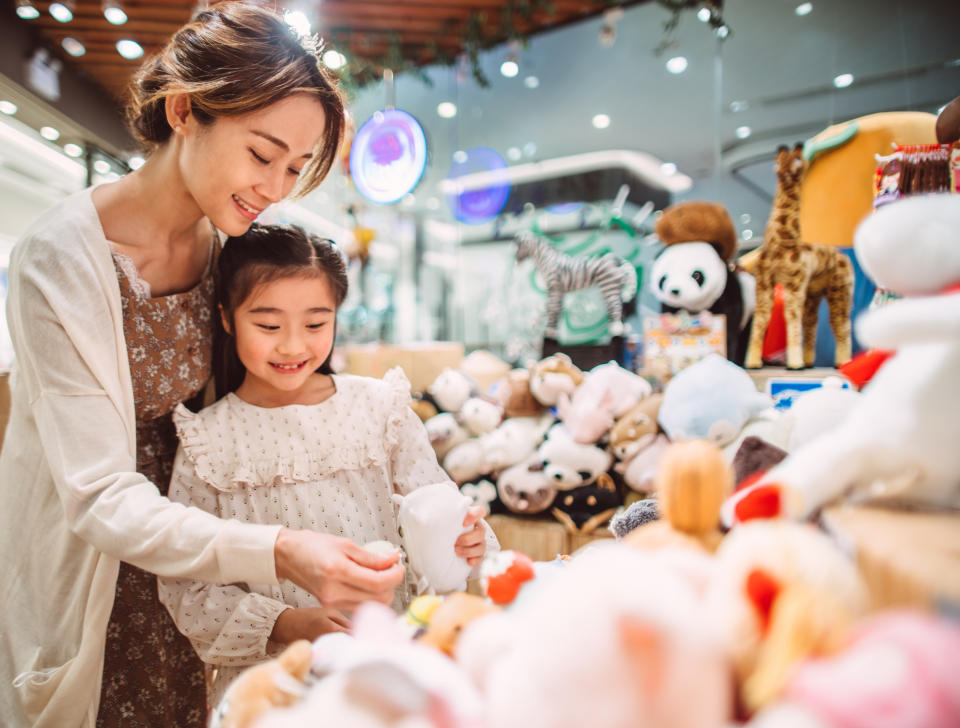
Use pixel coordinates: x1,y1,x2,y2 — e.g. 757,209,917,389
0,4,403,727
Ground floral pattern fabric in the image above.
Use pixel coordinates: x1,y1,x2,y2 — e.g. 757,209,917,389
96,246,216,728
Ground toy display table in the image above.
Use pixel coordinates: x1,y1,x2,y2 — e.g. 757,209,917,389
486,513,613,562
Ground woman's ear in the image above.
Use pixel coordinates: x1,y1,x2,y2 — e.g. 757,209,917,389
219,305,232,335
165,93,192,136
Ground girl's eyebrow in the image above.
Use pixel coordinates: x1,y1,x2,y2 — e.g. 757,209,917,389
251,130,314,159
247,306,334,314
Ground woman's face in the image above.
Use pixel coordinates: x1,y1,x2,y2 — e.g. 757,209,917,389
178,94,327,236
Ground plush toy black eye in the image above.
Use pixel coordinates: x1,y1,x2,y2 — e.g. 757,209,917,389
577,470,592,481
692,270,705,286
658,274,668,290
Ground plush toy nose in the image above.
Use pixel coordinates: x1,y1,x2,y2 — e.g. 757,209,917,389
670,288,680,296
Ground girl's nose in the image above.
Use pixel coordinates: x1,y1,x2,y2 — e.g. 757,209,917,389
276,329,304,355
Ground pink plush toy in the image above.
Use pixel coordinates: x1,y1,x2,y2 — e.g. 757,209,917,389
557,361,653,444
758,611,960,728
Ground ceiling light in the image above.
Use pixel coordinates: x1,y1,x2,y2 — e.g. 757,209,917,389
795,3,813,16
0,101,17,115
740,213,751,224
730,99,750,112
116,39,144,59
523,142,536,157
40,126,60,141
715,24,730,39
507,147,521,161
63,142,83,157
660,162,677,176
129,155,145,170
742,229,754,241
283,10,311,37
102,0,127,24
437,102,457,119
697,6,712,22
592,114,611,129
453,150,468,164
49,1,74,23
61,37,85,57
736,125,752,139
322,50,346,70
93,159,111,175
500,59,519,78
833,73,854,88
15,0,40,20
524,75,539,89
666,56,688,74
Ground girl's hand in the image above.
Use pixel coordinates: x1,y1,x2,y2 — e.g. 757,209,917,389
270,606,351,645
455,506,489,567
274,529,405,611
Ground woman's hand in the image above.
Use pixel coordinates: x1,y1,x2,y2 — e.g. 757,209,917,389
455,506,489,567
274,529,404,611
270,606,351,645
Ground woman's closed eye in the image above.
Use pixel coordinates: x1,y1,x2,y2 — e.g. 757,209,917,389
251,149,302,176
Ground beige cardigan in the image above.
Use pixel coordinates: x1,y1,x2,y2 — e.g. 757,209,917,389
0,188,282,727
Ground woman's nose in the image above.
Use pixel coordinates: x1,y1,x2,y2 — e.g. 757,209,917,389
256,166,290,204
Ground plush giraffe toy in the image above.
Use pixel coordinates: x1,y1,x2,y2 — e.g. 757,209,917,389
744,145,854,370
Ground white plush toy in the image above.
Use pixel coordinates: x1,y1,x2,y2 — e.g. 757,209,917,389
442,439,489,485
392,483,473,594
428,367,476,413
424,412,469,460
727,195,960,521
557,360,653,444
535,424,613,490
480,413,554,472
659,354,772,446
459,396,503,437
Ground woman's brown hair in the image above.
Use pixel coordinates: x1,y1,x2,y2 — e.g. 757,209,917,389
126,1,344,197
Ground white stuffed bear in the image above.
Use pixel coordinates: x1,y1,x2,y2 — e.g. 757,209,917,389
424,412,469,460
428,367,476,413
534,424,613,490
442,439,489,485
392,483,473,594
458,397,503,437
480,413,554,472
727,194,960,521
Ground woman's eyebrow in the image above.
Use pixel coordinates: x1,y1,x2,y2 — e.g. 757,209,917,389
251,130,313,159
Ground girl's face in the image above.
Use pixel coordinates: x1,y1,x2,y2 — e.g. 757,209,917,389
228,274,337,404
177,94,327,236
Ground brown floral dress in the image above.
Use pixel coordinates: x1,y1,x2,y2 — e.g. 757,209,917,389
96,245,217,727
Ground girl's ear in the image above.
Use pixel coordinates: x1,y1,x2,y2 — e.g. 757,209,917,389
165,93,192,135
219,305,232,336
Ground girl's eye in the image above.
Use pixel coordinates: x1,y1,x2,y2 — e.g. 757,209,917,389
250,149,270,165
306,323,327,330
256,324,279,331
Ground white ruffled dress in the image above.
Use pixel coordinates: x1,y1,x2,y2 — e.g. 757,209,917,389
157,368,453,706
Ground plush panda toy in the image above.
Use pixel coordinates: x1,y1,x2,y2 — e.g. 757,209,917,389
651,201,755,364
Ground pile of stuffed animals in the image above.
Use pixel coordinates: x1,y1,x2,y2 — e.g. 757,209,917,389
209,190,960,728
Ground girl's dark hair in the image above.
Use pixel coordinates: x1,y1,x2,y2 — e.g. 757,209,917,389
215,223,349,398
126,1,344,197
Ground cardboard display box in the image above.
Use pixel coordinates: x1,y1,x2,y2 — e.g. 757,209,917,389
341,342,464,393
486,513,613,562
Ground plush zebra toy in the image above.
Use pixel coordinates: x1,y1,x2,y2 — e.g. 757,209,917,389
514,231,637,338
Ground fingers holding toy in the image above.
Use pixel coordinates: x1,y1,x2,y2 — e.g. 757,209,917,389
456,507,489,566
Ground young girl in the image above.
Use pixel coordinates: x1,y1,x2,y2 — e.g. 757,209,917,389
158,224,496,707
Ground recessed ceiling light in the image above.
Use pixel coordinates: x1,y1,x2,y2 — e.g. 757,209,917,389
730,99,750,112
61,37,85,57
592,114,610,129
833,73,854,88
660,162,677,176
0,100,18,115
283,10,310,37
129,155,145,170
666,56,688,74
740,213,751,224
736,125,752,139
507,147,521,161
93,159,111,175
40,126,60,141
715,24,730,39
15,0,40,20
524,75,539,89
63,142,83,157
742,229,754,241
49,2,74,23
116,39,144,59
523,142,537,157
437,102,457,119
322,50,346,70
103,0,127,25
453,150,468,164
500,60,519,78
795,3,813,16
697,6,712,22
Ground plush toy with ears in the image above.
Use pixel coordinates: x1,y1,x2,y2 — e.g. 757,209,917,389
211,640,313,728
528,352,584,407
